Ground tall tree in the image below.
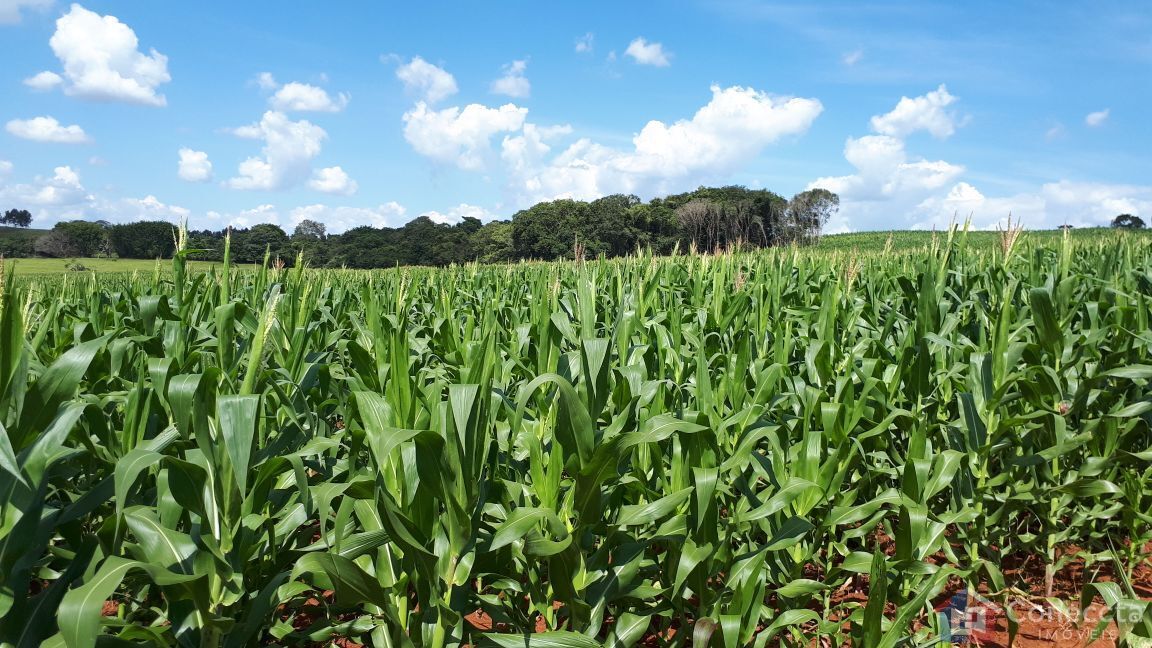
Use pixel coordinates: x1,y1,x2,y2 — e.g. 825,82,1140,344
232,224,290,264
1,209,33,228
292,219,327,240
108,221,177,258
511,199,588,260
1111,214,1146,229
470,221,515,263
786,188,840,244
45,220,111,257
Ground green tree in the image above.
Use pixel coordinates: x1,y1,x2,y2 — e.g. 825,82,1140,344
327,226,402,268
108,221,177,258
232,224,290,264
290,219,328,262
511,199,588,260
35,220,110,257
187,229,225,261
292,219,327,241
1,209,33,228
584,194,642,257
470,221,515,263
1111,214,1146,229
786,188,840,244
627,202,681,254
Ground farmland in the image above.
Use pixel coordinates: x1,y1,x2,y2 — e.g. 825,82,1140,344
1,227,1150,647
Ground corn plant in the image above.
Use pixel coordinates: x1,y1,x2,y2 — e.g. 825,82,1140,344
0,230,1148,647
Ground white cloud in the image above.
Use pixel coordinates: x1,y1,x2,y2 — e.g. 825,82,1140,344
255,72,278,90
811,135,964,202
5,116,90,143
308,166,358,195
0,160,12,175
23,70,63,91
114,194,190,223
909,180,1152,231
208,204,281,228
490,60,530,99
226,111,327,191
288,202,407,233
841,49,864,66
504,85,822,204
870,84,961,139
807,87,1149,232
624,37,671,67
575,32,594,53
201,204,281,229
270,82,349,113
403,101,528,170
1085,109,1110,127
177,148,212,182
808,87,973,231
0,165,89,207
1045,123,1066,141
39,4,170,106
419,203,495,225
0,0,51,24
0,167,199,227
396,56,458,104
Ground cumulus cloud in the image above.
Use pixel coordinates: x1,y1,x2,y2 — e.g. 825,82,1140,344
575,32,594,53
204,204,281,229
419,203,496,225
910,180,1152,231
399,82,821,209
809,87,971,231
490,60,530,98
270,81,349,113
23,70,63,91
36,4,170,106
403,101,528,170
810,135,964,202
870,84,961,139
624,38,671,67
287,202,407,233
308,166,358,195
807,87,1149,232
1085,109,1110,127
6,116,90,143
113,194,191,223
0,165,89,207
396,56,458,104
0,161,204,227
177,148,213,182
0,0,51,24
226,111,327,191
503,85,823,203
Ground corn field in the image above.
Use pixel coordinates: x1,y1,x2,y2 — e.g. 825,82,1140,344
1,229,1150,647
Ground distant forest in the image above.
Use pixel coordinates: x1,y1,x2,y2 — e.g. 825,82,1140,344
0,186,839,266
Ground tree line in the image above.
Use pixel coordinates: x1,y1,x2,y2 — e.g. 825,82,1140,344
0,186,839,265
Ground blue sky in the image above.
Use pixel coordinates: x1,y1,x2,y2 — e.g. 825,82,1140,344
1,0,1149,233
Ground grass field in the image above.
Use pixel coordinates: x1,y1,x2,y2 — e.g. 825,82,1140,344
0,225,48,239
1,227,1150,647
0,256,222,275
